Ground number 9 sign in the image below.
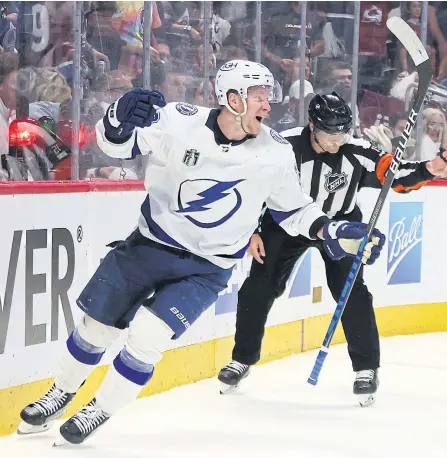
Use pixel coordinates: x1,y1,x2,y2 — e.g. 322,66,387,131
31,3,50,52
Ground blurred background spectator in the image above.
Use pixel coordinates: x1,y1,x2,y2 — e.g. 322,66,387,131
262,1,325,94
86,1,125,71
0,51,18,179
0,1,447,182
389,111,410,137
419,107,447,160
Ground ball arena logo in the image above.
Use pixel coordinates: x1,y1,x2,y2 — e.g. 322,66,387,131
387,202,423,285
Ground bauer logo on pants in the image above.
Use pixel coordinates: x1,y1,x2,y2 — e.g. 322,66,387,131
387,202,423,285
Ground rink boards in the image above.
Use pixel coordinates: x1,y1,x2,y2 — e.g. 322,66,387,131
0,181,446,436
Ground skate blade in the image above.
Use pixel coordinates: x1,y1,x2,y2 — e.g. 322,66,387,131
53,435,70,447
219,381,239,395
17,421,52,435
357,393,376,407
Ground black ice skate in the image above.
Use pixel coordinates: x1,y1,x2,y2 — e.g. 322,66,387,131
218,360,250,394
55,398,109,445
353,369,379,407
18,384,75,435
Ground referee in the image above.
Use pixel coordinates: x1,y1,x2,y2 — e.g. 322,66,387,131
218,92,447,406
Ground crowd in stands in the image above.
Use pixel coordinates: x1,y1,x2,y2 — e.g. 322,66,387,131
0,1,447,181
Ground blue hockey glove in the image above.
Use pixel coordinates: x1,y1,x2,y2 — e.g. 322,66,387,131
104,88,166,142
322,221,386,265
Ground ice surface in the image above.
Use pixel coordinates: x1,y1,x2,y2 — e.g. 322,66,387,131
2,333,446,458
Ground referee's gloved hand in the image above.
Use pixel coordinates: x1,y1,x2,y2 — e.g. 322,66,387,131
322,221,386,265
104,88,166,142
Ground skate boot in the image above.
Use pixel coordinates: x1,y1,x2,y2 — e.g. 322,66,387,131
218,360,250,394
353,369,379,407
18,384,75,435
55,398,109,445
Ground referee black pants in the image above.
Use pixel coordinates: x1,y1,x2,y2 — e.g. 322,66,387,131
232,215,380,372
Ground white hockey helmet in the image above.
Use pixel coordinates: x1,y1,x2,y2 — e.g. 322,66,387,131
215,60,281,117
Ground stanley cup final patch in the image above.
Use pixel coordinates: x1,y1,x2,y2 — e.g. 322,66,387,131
183,149,200,166
324,172,348,193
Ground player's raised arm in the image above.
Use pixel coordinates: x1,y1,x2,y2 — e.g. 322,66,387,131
359,126,447,192
95,88,166,159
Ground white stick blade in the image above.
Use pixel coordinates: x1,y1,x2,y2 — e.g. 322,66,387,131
387,17,429,66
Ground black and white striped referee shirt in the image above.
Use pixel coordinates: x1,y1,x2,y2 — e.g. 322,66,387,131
281,125,435,219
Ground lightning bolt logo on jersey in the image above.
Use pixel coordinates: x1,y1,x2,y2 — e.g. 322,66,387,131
95,102,327,269
177,179,245,228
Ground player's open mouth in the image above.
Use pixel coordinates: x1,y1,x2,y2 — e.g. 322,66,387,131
255,116,263,122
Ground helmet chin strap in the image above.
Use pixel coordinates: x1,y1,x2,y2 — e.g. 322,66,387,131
312,129,341,154
227,99,251,134
312,129,331,153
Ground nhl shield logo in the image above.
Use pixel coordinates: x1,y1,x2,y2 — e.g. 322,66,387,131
183,149,200,166
324,172,348,193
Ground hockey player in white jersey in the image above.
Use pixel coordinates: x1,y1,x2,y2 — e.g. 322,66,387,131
18,60,386,445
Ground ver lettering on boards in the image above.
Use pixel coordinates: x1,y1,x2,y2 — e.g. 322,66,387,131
0,228,77,355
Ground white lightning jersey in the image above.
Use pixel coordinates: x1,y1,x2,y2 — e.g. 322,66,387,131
96,102,328,268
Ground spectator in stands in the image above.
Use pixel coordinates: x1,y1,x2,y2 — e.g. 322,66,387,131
419,107,447,161
0,51,17,120
398,2,435,78
290,54,312,87
40,2,111,70
316,2,352,57
389,111,409,137
93,70,133,110
160,1,203,46
272,79,315,132
331,62,353,86
86,2,125,71
192,79,216,108
0,2,17,52
0,64,66,180
152,62,187,103
316,61,363,134
315,61,352,97
262,1,325,94
221,21,256,63
0,52,18,179
115,1,166,78
194,42,216,76
211,1,231,58
217,45,248,67
428,2,447,63
26,68,74,181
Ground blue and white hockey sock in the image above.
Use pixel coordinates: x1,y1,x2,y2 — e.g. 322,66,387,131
95,348,155,415
54,328,107,394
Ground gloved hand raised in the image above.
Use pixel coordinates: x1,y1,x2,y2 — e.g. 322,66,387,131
322,221,386,265
104,88,166,141
363,124,393,153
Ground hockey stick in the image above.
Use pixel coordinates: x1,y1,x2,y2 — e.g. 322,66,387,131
308,17,432,386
